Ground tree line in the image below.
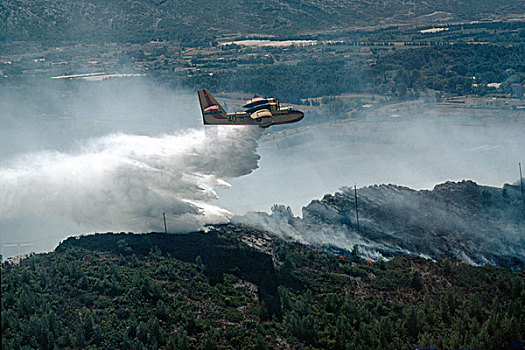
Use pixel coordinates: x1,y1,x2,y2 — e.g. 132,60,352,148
2,229,524,349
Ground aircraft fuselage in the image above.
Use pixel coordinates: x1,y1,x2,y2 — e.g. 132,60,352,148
208,108,304,128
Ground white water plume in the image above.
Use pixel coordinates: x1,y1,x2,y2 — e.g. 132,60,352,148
0,127,262,234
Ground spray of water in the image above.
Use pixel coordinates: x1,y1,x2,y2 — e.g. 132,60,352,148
0,127,262,234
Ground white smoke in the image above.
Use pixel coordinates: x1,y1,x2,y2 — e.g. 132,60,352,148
0,127,262,233
232,211,420,261
234,180,525,267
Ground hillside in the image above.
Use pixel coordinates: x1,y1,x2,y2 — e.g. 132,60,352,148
2,225,524,349
235,181,525,269
2,0,524,43
2,0,524,101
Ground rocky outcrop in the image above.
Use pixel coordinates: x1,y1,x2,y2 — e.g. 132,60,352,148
235,181,525,269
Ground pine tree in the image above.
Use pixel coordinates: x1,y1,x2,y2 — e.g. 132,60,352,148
136,321,149,344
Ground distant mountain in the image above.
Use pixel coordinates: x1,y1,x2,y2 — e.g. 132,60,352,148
2,0,524,43
235,180,525,269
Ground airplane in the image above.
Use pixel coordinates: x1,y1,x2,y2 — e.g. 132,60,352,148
197,89,304,128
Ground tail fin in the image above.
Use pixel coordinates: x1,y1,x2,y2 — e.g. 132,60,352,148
197,89,227,125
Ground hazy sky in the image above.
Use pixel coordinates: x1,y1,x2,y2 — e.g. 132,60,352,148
217,111,525,216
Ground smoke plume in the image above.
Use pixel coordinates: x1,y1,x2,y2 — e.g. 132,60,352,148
234,181,525,269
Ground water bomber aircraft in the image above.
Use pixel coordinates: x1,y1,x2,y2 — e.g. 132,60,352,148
198,89,304,128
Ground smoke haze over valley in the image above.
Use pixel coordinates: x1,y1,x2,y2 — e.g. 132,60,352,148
1,78,523,262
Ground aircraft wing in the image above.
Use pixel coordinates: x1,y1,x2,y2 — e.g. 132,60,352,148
250,109,272,119
243,97,267,108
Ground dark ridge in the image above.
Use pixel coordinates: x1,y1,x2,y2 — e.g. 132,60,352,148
56,227,283,316
3,222,524,349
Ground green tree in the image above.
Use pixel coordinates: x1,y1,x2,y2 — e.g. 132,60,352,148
136,321,148,344
167,330,189,350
